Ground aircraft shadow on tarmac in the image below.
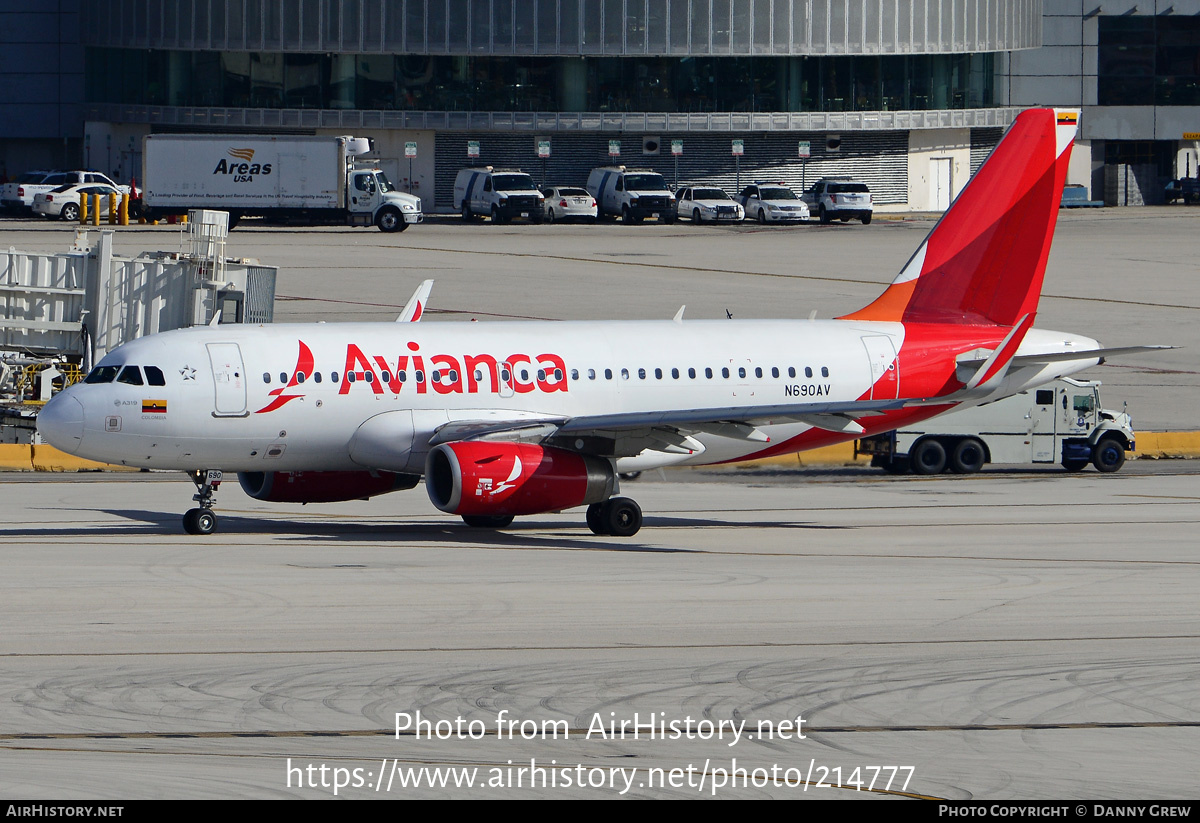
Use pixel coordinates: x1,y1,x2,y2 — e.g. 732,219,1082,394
2,508,851,551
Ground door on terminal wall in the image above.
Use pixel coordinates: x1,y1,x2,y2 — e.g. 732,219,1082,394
931,157,953,211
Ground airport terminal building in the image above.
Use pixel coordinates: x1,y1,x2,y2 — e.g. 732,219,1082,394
3,0,1198,211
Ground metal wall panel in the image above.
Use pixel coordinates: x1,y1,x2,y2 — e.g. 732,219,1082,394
83,0,1043,55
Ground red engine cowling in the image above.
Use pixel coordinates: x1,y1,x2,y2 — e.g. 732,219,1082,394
426,442,614,516
239,470,419,503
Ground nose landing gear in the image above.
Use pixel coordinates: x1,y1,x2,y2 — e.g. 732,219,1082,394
184,469,222,535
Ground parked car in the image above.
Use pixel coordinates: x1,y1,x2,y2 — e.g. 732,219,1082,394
802,177,873,224
4,170,134,214
675,186,744,223
540,186,597,223
586,166,676,223
737,182,810,223
33,183,122,221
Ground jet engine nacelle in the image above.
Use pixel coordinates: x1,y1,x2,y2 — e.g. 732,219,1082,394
239,470,419,503
426,441,615,516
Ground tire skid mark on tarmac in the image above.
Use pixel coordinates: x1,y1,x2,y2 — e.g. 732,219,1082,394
7,717,1200,742
6,633,1200,657
328,242,1200,313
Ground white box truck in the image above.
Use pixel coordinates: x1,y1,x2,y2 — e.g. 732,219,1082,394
141,134,422,232
856,378,1135,475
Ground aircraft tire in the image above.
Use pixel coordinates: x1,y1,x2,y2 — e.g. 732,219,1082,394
462,514,515,529
1092,437,1126,473
183,508,218,535
586,502,608,535
601,497,642,537
910,439,947,475
950,438,986,474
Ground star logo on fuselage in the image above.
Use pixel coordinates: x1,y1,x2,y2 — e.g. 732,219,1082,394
180,366,197,381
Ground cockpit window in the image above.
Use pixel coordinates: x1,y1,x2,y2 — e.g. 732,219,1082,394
144,366,166,386
116,366,144,386
84,365,119,384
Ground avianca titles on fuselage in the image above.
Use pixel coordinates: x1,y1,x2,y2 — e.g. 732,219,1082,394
36,108,1141,537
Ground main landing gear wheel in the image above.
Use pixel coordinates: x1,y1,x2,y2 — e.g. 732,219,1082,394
183,508,218,535
587,497,643,537
462,514,515,528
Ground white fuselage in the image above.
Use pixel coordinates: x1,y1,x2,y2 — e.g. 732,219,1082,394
40,318,1101,476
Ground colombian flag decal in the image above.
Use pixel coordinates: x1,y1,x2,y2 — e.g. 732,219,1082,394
142,399,168,414
1057,112,1078,126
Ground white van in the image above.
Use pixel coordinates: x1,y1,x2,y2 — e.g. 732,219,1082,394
454,167,544,223
586,166,676,223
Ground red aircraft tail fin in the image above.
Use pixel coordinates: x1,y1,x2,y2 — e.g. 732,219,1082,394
841,108,1078,326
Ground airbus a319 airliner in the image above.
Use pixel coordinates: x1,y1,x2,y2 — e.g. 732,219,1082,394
38,109,1162,536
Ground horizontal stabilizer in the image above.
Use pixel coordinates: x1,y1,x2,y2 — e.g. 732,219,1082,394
955,345,1179,375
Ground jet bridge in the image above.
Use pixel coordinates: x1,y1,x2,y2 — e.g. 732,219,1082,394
1,212,277,432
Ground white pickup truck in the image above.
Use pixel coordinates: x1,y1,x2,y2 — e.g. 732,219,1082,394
3,170,135,213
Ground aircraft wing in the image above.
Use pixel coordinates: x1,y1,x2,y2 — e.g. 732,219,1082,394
428,396,914,459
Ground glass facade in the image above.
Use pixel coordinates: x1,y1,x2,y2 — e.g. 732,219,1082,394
1098,16,1200,107
86,48,994,113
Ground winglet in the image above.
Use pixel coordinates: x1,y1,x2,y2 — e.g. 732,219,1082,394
673,305,686,323
397,279,434,323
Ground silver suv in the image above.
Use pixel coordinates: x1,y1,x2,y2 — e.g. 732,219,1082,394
801,177,873,225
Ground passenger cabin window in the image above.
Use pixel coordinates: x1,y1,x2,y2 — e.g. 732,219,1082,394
116,366,143,386
144,366,166,386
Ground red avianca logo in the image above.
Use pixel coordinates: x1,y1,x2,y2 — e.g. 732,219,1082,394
255,340,568,414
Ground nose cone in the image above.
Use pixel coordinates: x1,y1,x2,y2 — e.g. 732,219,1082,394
38,393,85,453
